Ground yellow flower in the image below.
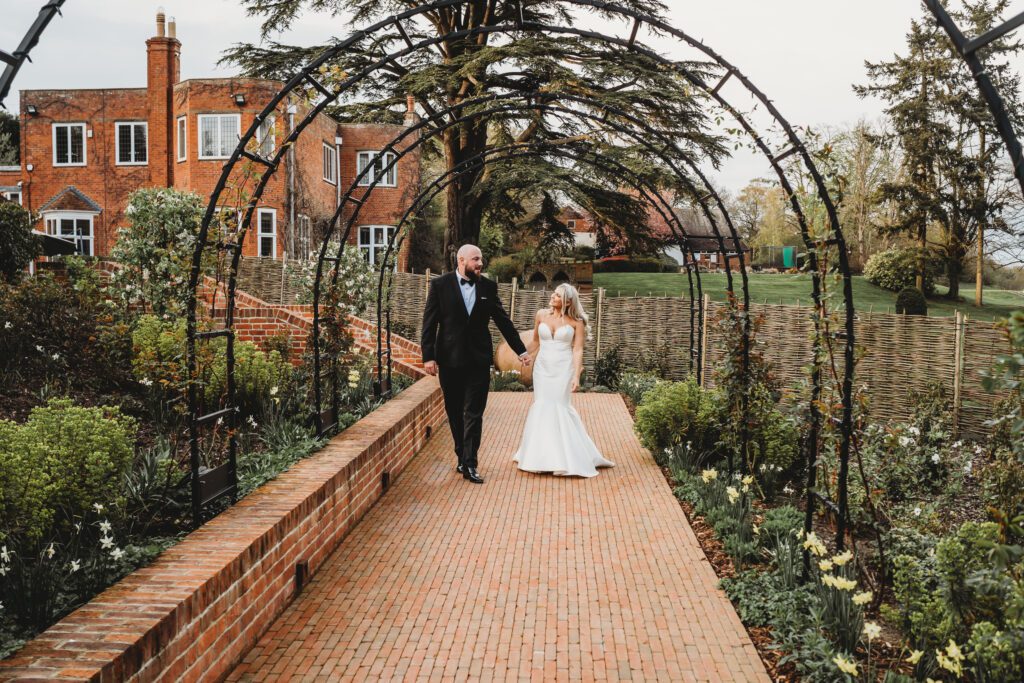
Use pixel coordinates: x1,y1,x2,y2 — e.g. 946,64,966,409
945,639,963,662
726,486,740,504
863,621,881,642
741,475,754,486
832,550,854,566
906,650,923,665
936,652,962,677
802,531,827,557
852,591,873,606
821,574,837,589
700,468,718,484
832,654,858,676
833,577,857,591
819,559,834,572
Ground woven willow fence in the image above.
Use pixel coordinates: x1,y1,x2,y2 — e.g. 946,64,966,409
236,259,1011,437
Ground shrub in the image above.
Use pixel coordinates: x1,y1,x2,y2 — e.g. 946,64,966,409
132,315,292,418
863,247,938,295
0,202,40,284
895,287,927,315
594,345,624,389
0,399,136,543
619,371,661,406
486,255,523,283
108,188,208,318
634,378,722,459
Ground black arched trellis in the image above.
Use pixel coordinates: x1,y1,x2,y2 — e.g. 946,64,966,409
925,0,1024,198
308,92,723,435
185,0,857,553
0,0,67,108
313,93,752,467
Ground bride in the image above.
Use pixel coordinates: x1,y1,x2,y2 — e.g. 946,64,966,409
513,283,615,477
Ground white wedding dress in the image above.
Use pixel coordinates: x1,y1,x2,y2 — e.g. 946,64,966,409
513,322,615,477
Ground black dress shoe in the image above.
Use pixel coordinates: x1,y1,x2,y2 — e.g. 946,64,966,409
463,467,484,484
456,463,464,474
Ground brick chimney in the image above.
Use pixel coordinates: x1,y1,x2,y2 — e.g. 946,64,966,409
403,94,420,127
147,8,181,186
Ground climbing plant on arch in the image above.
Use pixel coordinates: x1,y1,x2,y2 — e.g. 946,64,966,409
184,0,858,558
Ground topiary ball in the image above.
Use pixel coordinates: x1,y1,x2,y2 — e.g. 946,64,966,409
895,287,928,316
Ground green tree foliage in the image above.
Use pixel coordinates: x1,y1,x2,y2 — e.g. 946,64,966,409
863,246,939,295
0,110,18,165
0,202,39,283
223,0,726,269
108,188,209,318
855,0,1024,299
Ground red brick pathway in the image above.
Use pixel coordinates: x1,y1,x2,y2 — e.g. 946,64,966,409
227,393,768,682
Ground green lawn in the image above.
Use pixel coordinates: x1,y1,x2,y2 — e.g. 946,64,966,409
593,272,1024,321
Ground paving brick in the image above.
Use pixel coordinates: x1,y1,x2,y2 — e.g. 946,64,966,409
226,394,767,682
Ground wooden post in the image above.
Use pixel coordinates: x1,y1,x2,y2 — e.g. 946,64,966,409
700,292,711,387
510,277,519,323
424,268,431,299
952,312,966,437
595,287,605,356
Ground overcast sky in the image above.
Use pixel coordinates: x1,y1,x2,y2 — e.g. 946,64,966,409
3,1,1022,191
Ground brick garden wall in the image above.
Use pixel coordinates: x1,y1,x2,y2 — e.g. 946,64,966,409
0,373,444,682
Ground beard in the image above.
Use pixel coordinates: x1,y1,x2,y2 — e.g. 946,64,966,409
465,264,482,281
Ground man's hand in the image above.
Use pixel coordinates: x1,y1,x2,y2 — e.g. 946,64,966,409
519,353,532,367
424,360,438,376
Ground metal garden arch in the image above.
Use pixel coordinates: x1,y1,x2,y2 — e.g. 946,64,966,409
182,0,857,550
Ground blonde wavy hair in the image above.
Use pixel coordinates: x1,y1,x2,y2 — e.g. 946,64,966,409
554,283,592,339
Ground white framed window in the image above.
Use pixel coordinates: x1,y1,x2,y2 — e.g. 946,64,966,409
176,116,187,162
197,114,241,160
256,115,276,157
358,225,396,266
356,151,397,187
257,208,277,258
567,219,577,230
214,206,243,233
52,123,87,167
1,191,21,206
296,214,312,259
115,122,148,165
44,212,95,255
322,142,337,184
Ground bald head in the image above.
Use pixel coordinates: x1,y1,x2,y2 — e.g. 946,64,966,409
457,244,484,281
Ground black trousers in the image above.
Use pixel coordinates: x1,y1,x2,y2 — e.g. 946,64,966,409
438,364,490,469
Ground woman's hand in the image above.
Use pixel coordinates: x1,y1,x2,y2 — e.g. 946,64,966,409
570,376,579,392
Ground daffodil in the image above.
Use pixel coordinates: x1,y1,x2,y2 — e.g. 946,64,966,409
852,591,873,606
833,577,857,591
906,650,923,665
44,543,55,559
100,536,114,550
819,559,834,572
863,622,881,642
99,520,112,534
832,550,853,566
832,654,858,676
741,475,754,486
726,486,740,504
69,560,81,573
700,468,718,484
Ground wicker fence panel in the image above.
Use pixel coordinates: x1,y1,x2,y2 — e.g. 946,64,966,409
854,312,958,425
960,320,1010,438
601,296,696,381
236,257,305,305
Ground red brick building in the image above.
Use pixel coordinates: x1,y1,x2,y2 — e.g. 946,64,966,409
0,11,421,270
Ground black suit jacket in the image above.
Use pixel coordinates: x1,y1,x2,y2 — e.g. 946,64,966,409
421,272,527,368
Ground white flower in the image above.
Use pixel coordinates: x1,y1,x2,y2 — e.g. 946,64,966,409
269,386,279,396
36,344,45,353
247,415,258,429
931,453,940,464
864,621,881,642
92,503,104,513
3,321,11,329
0,567,5,577
974,444,984,455
99,520,112,534
139,378,153,387
0,546,9,563
100,536,114,549
51,353,60,361
908,426,920,436
913,506,922,517
45,543,56,559
110,547,125,561
952,440,963,449
782,485,795,495
216,417,223,426
963,460,973,475
69,560,81,573
898,436,913,448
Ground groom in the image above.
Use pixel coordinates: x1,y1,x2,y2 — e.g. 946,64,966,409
421,244,531,484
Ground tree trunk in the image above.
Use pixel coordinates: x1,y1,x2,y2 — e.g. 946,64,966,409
976,130,986,307
441,120,487,271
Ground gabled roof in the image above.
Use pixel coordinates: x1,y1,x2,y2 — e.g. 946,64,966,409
38,186,102,214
